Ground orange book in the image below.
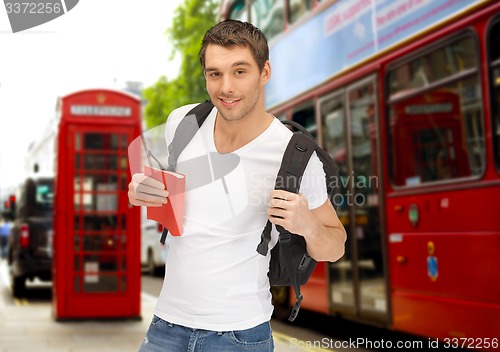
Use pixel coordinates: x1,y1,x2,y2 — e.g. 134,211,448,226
144,165,186,236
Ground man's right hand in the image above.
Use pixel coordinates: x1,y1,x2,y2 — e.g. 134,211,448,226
128,173,169,207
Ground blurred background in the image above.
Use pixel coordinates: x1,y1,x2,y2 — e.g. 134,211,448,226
0,0,499,351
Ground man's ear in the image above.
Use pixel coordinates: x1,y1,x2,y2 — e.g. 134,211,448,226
260,60,271,85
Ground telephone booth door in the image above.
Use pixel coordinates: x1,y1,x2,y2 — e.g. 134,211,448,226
53,124,140,319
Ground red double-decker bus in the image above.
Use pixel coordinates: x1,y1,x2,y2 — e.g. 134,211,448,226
222,0,500,346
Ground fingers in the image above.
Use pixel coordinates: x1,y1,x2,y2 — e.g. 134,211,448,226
128,173,169,206
269,190,293,201
268,191,291,220
267,191,307,222
132,173,165,190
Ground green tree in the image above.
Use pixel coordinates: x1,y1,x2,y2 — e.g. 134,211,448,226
144,0,219,128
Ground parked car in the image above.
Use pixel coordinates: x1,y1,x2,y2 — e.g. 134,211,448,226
8,177,54,297
141,207,168,276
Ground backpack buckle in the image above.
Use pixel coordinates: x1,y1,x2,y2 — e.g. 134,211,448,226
295,144,307,152
288,294,303,322
298,254,311,271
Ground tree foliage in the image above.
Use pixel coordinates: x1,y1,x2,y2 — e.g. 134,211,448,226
143,0,219,128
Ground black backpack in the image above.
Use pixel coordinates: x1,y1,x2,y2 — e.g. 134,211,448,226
156,101,339,322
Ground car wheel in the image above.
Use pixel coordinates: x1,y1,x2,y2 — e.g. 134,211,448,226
12,275,26,297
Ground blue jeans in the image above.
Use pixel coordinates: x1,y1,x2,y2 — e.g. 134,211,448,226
139,315,274,351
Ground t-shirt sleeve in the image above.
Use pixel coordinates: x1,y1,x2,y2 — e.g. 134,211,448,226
300,151,328,210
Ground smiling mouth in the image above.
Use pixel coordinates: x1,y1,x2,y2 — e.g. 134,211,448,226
219,98,241,107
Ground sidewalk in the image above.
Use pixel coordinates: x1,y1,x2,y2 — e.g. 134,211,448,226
0,260,331,352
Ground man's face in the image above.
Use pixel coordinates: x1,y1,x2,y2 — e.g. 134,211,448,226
204,44,270,122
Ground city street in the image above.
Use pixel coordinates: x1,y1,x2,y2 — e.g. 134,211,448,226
0,259,346,352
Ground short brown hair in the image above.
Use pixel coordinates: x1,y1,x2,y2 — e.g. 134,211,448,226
199,19,269,72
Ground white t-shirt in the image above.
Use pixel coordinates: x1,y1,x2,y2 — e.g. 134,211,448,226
154,103,327,331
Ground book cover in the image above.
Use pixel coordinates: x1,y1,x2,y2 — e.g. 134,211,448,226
144,165,186,236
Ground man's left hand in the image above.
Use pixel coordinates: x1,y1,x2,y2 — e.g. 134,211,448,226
267,190,320,237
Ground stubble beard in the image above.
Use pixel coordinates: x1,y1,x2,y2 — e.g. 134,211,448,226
217,93,261,123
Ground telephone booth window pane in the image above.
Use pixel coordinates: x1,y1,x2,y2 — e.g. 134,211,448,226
121,235,127,250
82,215,118,231
74,236,81,251
84,154,118,170
83,235,120,251
95,178,118,211
111,134,119,149
84,133,119,150
82,173,118,185
75,154,80,169
120,156,128,170
74,216,81,230
74,277,80,292
74,256,80,271
84,255,118,272
121,276,126,292
121,215,126,229
83,276,118,293
74,193,92,211
121,175,127,191
121,134,127,150
75,133,81,151
122,256,126,271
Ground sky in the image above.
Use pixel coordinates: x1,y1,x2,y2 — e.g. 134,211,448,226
0,0,183,193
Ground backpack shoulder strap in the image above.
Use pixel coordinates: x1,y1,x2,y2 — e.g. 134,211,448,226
256,132,317,256
166,100,214,172
160,100,213,245
256,132,318,322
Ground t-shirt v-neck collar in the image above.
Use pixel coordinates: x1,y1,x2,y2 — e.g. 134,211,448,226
207,109,279,155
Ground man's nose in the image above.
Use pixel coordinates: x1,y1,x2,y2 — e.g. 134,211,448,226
221,76,234,95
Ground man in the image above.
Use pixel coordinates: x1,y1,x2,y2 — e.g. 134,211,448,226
129,19,346,351
0,218,11,259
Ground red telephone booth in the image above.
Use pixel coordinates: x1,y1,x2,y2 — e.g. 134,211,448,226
52,89,142,319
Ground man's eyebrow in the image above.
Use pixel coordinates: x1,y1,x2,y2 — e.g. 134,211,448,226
204,61,252,72
231,61,251,67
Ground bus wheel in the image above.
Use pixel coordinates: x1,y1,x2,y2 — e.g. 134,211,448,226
271,286,290,321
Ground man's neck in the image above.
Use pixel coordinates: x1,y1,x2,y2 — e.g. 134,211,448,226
214,109,274,154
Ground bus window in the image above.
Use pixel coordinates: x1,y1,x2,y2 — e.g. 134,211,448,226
250,0,284,41
387,35,485,186
489,20,500,171
288,0,312,24
389,36,477,96
229,0,248,22
320,92,354,307
348,80,386,313
292,102,316,139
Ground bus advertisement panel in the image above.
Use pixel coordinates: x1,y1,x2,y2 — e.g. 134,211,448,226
266,0,486,108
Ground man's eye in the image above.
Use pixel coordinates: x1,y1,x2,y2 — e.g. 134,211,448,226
235,70,245,75
209,72,220,77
